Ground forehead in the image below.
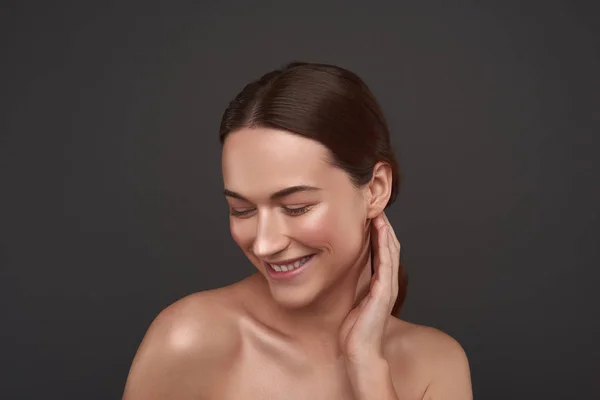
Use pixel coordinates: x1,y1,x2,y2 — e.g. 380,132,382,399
222,127,342,196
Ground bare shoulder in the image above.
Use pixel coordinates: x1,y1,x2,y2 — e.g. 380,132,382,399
384,318,473,400
122,284,245,400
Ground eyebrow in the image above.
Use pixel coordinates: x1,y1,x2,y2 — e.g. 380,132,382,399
223,185,322,202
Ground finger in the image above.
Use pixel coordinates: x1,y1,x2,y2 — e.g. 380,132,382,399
388,228,399,304
382,213,400,253
370,219,381,277
370,215,385,267
382,212,400,251
372,213,386,232
378,225,394,297
369,214,381,241
382,214,401,305
373,214,393,256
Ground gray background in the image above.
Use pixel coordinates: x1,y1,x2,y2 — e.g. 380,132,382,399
1,1,598,399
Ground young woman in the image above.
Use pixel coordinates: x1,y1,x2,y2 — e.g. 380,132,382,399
123,62,473,400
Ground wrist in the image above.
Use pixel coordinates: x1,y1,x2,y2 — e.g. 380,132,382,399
346,357,399,400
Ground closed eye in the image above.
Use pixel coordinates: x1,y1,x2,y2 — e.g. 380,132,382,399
229,206,312,218
283,205,311,216
229,208,256,218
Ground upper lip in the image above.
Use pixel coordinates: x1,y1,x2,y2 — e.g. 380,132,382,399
264,254,313,266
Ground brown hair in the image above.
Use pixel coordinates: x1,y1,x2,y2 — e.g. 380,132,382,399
218,61,408,316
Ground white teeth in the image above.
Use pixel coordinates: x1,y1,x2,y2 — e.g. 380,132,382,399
270,255,311,272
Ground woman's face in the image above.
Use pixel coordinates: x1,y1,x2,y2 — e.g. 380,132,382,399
222,127,371,309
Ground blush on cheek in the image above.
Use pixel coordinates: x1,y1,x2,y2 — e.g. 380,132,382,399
229,220,249,248
299,206,335,241
298,204,361,253
302,204,365,255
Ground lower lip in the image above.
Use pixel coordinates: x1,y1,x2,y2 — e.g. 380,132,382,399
265,255,315,281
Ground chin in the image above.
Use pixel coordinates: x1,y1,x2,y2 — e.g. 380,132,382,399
268,284,322,310
261,265,325,310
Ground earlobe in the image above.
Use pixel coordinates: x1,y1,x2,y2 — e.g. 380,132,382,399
366,205,385,219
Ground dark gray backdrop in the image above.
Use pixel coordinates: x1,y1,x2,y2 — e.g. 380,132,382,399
1,1,598,399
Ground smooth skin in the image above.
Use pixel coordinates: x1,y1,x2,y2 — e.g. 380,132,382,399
123,128,472,400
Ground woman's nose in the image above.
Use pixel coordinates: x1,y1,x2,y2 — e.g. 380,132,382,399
252,213,289,258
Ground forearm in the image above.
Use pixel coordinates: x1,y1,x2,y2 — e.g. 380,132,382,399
347,358,400,400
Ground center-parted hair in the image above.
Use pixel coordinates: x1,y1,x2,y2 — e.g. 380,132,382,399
218,61,408,316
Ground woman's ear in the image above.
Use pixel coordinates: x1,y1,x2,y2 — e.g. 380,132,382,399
365,162,393,219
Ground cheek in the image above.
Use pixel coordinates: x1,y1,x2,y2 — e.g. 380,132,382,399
297,207,335,244
298,204,364,252
229,218,254,248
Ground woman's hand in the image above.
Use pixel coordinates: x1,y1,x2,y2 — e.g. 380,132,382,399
339,212,401,362
338,213,402,399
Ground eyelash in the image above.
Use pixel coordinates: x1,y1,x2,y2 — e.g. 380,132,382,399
229,206,311,218
284,206,311,216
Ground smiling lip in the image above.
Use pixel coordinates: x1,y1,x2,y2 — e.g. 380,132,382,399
263,254,315,280
264,255,311,266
